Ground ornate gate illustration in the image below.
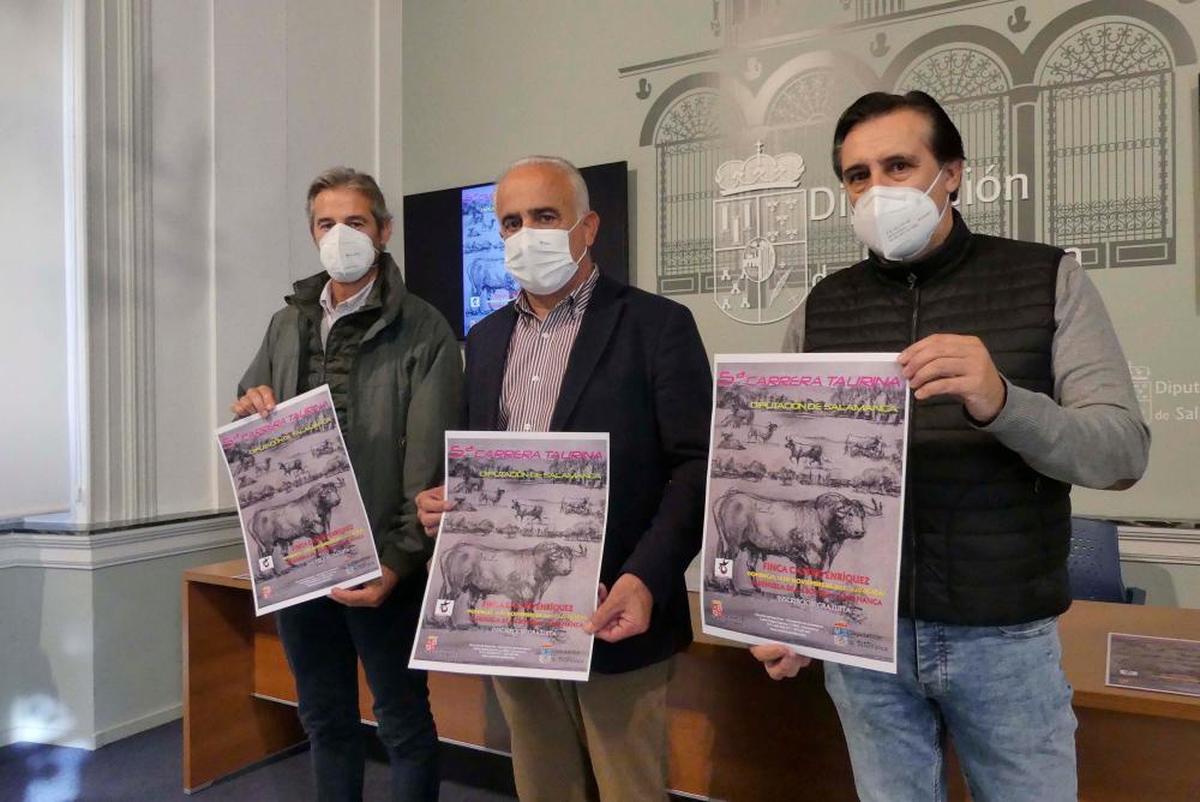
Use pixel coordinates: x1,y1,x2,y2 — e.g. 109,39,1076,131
897,46,1012,238
1040,21,1174,268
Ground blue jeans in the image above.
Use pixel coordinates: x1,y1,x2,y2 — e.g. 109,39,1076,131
824,616,1077,802
275,588,439,802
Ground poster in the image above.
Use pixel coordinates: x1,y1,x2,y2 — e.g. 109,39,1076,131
700,353,909,673
1107,632,1200,697
216,385,381,615
410,431,609,681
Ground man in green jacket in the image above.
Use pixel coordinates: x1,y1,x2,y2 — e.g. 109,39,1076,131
232,167,462,802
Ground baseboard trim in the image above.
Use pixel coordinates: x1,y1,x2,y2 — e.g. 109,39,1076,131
93,703,182,749
0,516,241,570
0,724,97,751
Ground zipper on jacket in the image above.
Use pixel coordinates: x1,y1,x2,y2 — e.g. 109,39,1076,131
907,272,920,618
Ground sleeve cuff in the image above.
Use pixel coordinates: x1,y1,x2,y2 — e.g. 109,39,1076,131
619,557,671,609
378,542,423,582
970,377,1048,443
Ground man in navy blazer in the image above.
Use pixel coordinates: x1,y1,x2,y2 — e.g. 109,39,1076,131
417,156,711,802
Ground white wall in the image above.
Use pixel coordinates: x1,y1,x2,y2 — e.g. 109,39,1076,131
0,523,242,749
205,0,401,511
152,0,217,515
212,0,387,486
403,1,1200,600
0,0,70,519
0,0,403,522
0,0,403,750
402,3,1200,518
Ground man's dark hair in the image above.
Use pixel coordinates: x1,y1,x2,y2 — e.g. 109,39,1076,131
832,91,966,199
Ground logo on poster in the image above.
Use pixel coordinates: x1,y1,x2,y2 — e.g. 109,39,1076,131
714,557,733,579
435,599,455,618
424,636,438,653
258,556,274,573
710,600,724,619
539,643,554,665
261,585,272,600
833,620,849,647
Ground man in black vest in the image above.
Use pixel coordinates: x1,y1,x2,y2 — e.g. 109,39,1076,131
752,92,1149,802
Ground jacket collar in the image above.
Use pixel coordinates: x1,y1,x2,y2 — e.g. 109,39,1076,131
867,210,973,288
286,252,407,342
472,273,625,431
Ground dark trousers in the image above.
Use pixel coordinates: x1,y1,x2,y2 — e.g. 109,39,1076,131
275,586,439,802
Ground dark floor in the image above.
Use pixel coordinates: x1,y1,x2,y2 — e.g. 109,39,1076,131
0,720,518,802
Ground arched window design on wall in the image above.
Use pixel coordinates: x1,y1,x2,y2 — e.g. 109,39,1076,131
1039,21,1174,269
653,89,731,295
764,68,866,275
896,47,1012,238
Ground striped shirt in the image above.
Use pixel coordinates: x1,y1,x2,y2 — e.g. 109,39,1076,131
499,268,600,432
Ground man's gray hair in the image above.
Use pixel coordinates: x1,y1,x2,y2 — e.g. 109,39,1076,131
497,155,591,217
306,167,393,229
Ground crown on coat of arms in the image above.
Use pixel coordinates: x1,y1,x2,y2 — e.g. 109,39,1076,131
715,142,805,197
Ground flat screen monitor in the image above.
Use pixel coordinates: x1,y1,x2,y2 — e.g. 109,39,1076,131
403,161,629,339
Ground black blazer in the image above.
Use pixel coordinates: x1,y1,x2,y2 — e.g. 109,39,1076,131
464,273,712,674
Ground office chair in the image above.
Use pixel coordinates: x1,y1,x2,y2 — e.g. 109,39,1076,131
1067,516,1147,604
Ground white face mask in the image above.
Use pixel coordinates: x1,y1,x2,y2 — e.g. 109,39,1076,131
319,223,378,283
850,168,949,262
503,215,587,296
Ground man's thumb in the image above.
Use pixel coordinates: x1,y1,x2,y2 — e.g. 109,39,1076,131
586,596,617,634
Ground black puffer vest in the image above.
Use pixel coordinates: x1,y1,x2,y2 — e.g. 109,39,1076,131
804,214,1071,626
293,268,385,434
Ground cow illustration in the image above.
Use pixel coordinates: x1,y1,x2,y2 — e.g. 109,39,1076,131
249,481,342,576
711,489,882,600
785,437,823,467
467,256,513,306
479,488,506,506
844,433,885,459
311,439,337,458
719,406,754,428
231,454,271,479
323,455,350,476
438,541,587,629
511,500,544,524
717,432,746,450
280,458,306,477
560,497,592,516
854,466,900,496
450,462,485,494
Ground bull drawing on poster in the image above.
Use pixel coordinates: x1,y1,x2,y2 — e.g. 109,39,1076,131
700,355,910,673
411,432,610,681
712,489,882,601
438,541,589,630
250,480,343,577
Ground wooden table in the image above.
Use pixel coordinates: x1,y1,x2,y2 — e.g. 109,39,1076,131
183,559,1200,800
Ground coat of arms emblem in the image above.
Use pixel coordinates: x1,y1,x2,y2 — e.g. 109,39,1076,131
713,143,813,324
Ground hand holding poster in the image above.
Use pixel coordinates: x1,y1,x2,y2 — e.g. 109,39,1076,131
700,354,909,673
216,385,381,615
410,432,609,681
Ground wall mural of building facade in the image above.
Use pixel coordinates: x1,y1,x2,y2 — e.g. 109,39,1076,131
623,0,1194,325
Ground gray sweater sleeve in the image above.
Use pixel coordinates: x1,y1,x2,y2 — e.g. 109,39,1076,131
980,255,1149,489
781,256,1151,490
